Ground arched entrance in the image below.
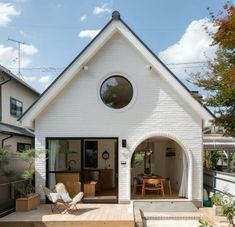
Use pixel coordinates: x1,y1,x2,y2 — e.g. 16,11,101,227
130,134,192,200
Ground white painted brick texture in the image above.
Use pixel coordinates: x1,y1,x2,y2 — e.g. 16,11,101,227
34,33,203,202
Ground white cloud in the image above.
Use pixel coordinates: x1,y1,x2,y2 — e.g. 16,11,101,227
0,3,20,27
93,4,112,15
158,18,218,79
21,44,38,55
78,29,101,39
39,75,51,83
80,15,87,22
0,43,38,73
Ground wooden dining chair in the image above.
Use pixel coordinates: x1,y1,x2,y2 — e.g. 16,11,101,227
141,178,165,198
133,177,143,194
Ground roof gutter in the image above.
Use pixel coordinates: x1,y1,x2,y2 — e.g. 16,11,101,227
1,134,13,148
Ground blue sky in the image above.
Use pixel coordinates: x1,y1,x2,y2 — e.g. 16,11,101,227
0,0,233,93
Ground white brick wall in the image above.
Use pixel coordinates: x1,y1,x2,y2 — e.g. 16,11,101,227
34,33,203,202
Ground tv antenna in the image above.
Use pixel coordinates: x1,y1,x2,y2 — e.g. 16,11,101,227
8,37,28,79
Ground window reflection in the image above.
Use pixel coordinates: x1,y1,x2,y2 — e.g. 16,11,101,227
100,76,133,109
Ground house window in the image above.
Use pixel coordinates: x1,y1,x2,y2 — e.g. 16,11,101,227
17,143,31,152
100,75,133,109
10,97,23,117
84,141,98,168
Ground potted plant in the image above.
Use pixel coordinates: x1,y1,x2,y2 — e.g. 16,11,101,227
222,193,235,227
211,192,223,216
15,149,40,212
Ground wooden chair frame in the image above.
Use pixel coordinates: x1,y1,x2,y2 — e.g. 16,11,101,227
141,178,165,198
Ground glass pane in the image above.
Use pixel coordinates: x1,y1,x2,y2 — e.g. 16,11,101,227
48,173,56,190
84,141,98,168
100,76,133,109
48,139,81,171
10,98,22,117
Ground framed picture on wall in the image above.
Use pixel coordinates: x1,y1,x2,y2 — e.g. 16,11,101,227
84,141,98,168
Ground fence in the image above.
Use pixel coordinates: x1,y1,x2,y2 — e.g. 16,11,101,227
203,169,235,196
0,180,27,217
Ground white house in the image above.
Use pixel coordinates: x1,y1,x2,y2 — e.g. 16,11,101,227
0,65,39,173
19,11,214,205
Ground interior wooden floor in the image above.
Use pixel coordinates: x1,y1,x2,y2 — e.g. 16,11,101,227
131,187,180,200
84,188,118,203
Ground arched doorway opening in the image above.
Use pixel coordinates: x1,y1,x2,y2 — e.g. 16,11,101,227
131,136,189,200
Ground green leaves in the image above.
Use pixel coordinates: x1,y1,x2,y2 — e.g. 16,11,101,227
192,4,235,136
0,148,11,168
21,169,35,181
18,149,36,162
198,219,212,227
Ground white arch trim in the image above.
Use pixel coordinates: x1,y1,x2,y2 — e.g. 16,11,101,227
130,131,193,200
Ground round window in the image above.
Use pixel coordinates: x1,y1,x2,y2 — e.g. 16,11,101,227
100,75,133,109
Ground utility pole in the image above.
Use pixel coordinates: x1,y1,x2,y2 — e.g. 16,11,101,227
8,37,27,79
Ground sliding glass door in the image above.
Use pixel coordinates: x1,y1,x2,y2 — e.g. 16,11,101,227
47,139,82,197
46,138,118,203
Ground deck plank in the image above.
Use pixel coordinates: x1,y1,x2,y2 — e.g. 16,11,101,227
0,204,134,227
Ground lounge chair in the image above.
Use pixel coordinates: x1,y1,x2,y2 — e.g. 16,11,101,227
41,185,84,214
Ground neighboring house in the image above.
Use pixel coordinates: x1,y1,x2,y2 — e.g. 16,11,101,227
0,65,39,173
19,12,214,205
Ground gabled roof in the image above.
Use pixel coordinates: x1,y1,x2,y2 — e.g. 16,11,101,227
0,122,34,137
19,11,214,128
0,64,40,96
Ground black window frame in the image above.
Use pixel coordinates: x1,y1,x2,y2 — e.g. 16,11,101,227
17,142,31,152
10,97,23,118
100,75,133,109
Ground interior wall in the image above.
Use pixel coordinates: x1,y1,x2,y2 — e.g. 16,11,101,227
165,141,183,191
68,140,81,170
55,139,116,186
152,141,167,177
132,139,184,193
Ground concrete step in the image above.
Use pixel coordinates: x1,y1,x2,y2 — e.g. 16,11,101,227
143,211,201,220
134,201,199,212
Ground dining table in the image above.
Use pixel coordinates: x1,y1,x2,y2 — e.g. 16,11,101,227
138,173,172,196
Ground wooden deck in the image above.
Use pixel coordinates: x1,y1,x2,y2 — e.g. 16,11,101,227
0,204,135,227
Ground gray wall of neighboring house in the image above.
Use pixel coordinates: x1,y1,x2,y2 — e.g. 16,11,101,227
0,69,39,177
1,79,38,126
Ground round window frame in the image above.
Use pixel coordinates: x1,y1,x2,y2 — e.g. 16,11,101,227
99,74,135,111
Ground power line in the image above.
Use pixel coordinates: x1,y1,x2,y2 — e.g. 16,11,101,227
6,61,210,73
166,61,208,65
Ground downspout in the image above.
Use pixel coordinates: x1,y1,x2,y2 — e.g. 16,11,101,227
1,134,13,148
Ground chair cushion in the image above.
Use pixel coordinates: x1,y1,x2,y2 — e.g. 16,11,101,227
59,193,72,202
50,193,61,203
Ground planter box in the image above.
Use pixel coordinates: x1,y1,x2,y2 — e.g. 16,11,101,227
213,205,223,216
16,194,40,212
